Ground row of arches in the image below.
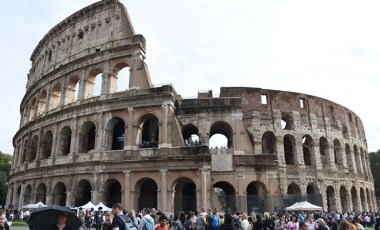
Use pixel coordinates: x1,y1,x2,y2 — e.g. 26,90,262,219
10,176,374,214
15,114,370,177
23,62,131,125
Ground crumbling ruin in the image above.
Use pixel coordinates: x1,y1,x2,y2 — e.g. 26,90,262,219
7,0,376,213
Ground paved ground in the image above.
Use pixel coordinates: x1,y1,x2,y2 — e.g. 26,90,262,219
11,226,30,230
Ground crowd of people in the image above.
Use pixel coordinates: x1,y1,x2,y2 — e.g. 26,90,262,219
72,204,380,230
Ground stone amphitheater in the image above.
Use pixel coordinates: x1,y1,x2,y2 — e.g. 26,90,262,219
7,0,376,214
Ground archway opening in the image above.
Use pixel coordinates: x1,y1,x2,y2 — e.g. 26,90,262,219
213,182,236,213
138,179,158,210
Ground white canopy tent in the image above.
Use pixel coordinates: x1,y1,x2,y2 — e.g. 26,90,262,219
285,201,322,211
80,201,96,209
95,202,112,212
22,201,48,209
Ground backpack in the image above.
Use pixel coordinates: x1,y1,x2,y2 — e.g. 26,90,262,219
234,216,242,230
142,217,154,230
121,215,137,230
184,220,192,230
211,215,218,229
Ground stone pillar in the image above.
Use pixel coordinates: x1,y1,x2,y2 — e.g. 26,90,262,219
160,104,169,147
5,184,13,208
53,122,60,159
92,172,100,204
77,69,86,101
231,113,243,154
200,168,208,209
236,174,246,213
19,183,26,210
127,107,134,148
96,112,104,151
36,128,43,161
70,116,78,154
123,171,131,209
66,192,75,207
46,178,53,205
160,169,168,212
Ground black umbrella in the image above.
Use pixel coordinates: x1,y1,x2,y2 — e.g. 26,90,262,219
28,205,83,230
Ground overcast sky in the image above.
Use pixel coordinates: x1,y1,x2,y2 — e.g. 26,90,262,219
1,0,379,154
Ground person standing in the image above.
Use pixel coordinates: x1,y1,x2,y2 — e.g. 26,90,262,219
112,203,127,230
0,210,9,230
138,208,154,230
49,212,72,230
94,207,104,230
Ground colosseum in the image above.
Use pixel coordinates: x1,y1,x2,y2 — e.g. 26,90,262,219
7,0,376,214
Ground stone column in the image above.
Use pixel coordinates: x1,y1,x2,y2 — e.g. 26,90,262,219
66,192,75,207
5,184,13,208
236,174,247,213
71,116,78,154
46,178,53,205
53,122,60,159
19,183,26,210
160,169,168,212
127,107,134,148
200,168,208,209
96,112,104,151
123,171,131,209
231,113,243,154
160,104,169,147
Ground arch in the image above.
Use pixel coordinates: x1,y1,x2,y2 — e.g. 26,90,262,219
29,135,39,162
52,182,67,206
283,134,296,165
354,145,361,174
79,121,96,153
58,126,72,156
360,148,367,176
345,144,354,172
306,183,321,205
37,90,47,116
105,117,126,150
360,188,366,211
104,179,122,207
302,135,314,165
182,124,200,146
136,178,158,210
366,188,372,211
209,121,233,148
262,131,276,154
326,186,336,212
29,97,37,120
285,183,302,207
334,139,343,166
113,62,130,92
41,131,53,159
36,183,47,204
65,75,80,104
23,184,32,206
74,179,92,207
22,139,29,163
173,177,197,214
136,114,159,148
246,181,268,213
49,83,62,110
319,137,329,166
351,186,359,211
213,181,236,213
340,186,349,212
86,68,103,98
281,113,294,130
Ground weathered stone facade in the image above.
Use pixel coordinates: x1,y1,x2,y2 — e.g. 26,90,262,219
7,0,376,214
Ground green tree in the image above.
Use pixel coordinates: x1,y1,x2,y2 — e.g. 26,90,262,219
369,150,380,197
0,151,12,206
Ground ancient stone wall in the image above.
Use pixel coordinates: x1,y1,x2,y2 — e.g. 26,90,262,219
7,0,376,214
